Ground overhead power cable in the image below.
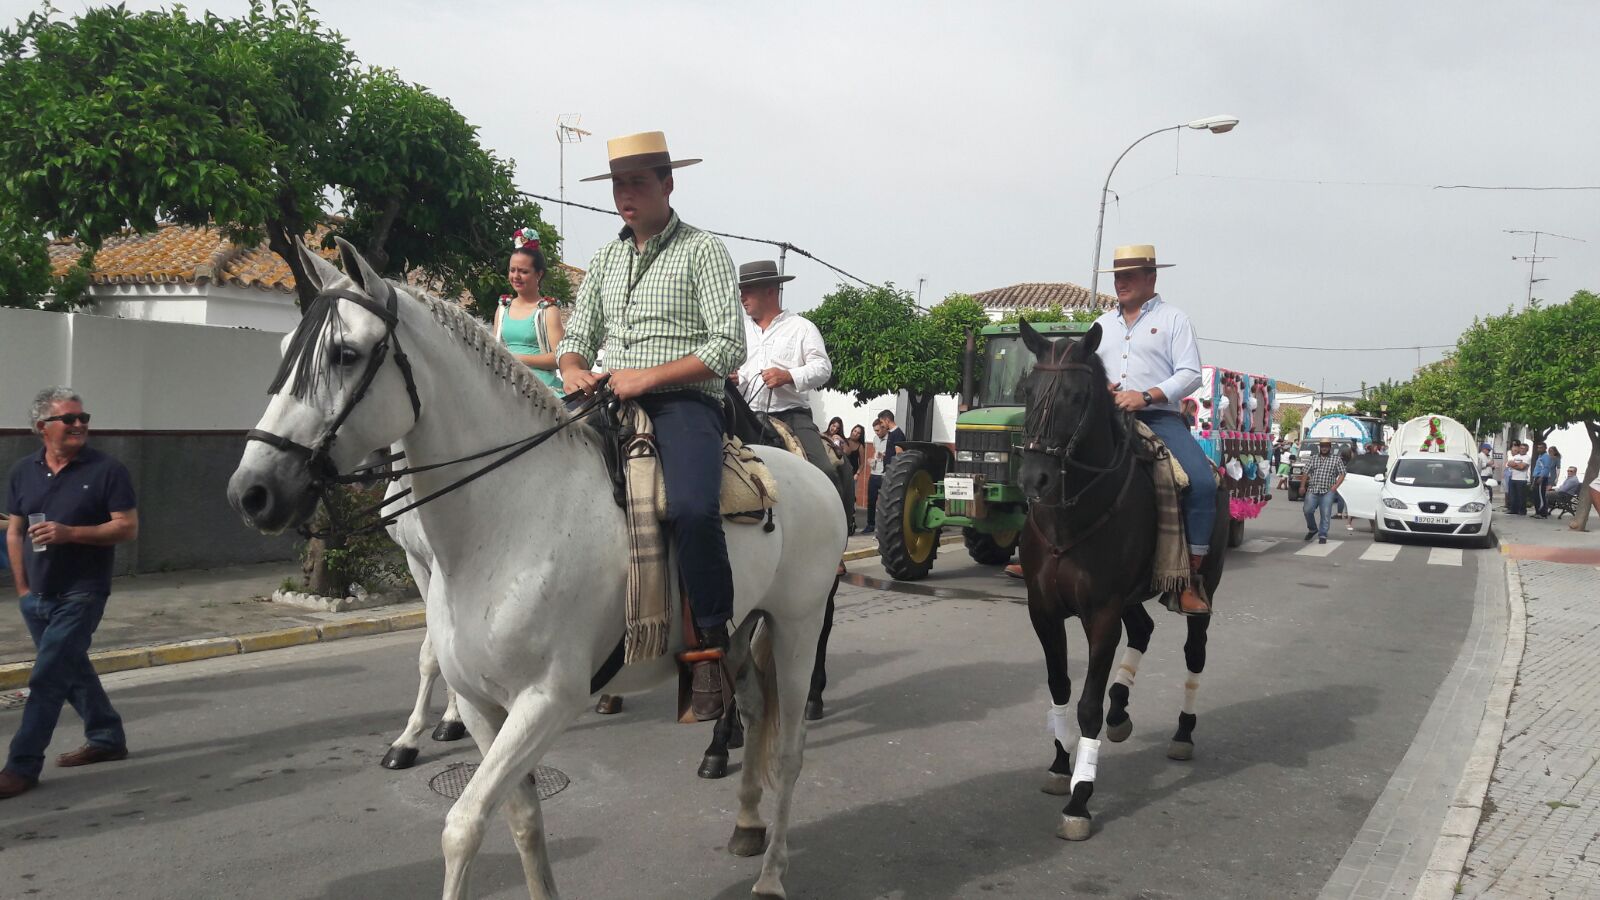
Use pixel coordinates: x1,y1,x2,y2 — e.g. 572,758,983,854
518,190,875,288
1178,173,1600,192
1199,337,1455,351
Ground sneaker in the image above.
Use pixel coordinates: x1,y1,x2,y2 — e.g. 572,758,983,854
862,526,875,535
1318,536,1327,544
1304,530,1315,541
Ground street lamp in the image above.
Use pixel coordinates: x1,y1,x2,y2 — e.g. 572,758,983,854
1089,115,1240,303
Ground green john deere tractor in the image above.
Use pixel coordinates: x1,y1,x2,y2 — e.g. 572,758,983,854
877,320,1093,580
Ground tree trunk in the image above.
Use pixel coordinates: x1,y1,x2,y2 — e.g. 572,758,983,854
265,217,318,311
1569,420,1600,532
907,391,935,442
305,533,348,597
363,195,402,273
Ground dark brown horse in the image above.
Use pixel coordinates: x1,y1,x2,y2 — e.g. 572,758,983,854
1015,320,1227,841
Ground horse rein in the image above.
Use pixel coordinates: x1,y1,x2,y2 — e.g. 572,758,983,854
1021,356,1140,556
246,280,612,539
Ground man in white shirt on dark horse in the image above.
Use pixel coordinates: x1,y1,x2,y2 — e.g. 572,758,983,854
1094,245,1216,615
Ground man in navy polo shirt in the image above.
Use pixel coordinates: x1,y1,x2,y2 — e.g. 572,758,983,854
2,387,139,800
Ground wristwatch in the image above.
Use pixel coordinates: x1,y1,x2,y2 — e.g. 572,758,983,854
1141,390,1155,407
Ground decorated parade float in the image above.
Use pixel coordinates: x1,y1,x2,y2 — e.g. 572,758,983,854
1182,365,1277,547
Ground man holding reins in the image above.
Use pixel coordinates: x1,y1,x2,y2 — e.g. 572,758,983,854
557,131,745,721
1093,245,1215,616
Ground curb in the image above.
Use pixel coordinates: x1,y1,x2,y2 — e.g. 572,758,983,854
1413,557,1528,899
0,608,428,691
0,536,937,690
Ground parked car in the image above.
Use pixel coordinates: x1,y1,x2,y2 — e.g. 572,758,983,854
1338,453,1389,522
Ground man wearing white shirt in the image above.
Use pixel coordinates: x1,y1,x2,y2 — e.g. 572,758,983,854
732,260,853,526
1092,244,1216,615
1505,442,1531,515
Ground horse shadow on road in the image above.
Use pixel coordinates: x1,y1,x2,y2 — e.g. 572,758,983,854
710,682,1380,900
804,658,1041,754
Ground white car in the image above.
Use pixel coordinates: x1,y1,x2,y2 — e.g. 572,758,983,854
1372,456,1495,547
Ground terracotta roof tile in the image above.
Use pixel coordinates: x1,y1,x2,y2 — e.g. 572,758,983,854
971,282,1115,312
50,223,336,293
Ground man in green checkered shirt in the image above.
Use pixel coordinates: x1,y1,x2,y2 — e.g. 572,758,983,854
557,131,745,721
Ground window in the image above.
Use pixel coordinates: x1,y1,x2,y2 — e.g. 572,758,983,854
1345,454,1389,478
1390,459,1480,489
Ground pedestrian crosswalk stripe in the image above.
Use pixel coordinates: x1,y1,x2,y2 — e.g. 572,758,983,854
1238,539,1277,553
1360,544,1402,562
1295,540,1343,558
1428,547,1464,566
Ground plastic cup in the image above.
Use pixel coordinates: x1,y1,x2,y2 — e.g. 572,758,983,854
28,513,46,552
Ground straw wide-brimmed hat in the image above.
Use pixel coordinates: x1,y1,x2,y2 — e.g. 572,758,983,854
581,131,702,182
1097,244,1176,274
738,260,794,287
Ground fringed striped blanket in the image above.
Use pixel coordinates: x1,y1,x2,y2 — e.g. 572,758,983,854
1131,420,1206,611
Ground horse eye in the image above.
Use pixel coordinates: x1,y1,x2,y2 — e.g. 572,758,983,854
336,345,362,367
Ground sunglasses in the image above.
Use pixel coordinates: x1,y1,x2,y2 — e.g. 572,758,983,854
41,413,91,426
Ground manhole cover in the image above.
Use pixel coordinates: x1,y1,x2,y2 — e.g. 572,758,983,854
427,763,570,801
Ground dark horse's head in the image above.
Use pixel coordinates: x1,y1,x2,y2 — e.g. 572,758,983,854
1016,320,1120,504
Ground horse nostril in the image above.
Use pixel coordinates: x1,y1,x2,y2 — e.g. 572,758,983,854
240,484,270,518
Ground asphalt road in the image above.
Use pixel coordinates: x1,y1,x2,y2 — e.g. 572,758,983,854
1,500,1485,899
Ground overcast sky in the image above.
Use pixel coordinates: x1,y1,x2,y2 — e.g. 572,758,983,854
89,0,1600,391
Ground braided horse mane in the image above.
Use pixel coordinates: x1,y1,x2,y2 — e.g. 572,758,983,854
394,282,568,421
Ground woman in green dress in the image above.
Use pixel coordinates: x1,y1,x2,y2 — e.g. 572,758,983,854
494,229,565,396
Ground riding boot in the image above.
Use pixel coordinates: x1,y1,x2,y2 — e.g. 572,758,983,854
1177,553,1211,616
687,623,733,722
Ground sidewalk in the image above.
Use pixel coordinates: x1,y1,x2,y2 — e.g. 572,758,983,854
1425,509,1600,898
1,525,952,690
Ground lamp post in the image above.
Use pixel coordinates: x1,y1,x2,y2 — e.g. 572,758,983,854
1089,115,1239,303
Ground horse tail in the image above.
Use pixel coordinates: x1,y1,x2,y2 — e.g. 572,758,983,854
747,615,782,788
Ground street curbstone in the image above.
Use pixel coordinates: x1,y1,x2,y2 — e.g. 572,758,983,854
237,626,321,654
0,662,31,691
1413,558,1528,900
146,637,242,667
89,647,154,676
386,610,427,631
843,531,962,562
317,618,393,641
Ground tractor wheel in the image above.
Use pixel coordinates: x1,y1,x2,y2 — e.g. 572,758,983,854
964,527,1019,566
1226,518,1245,549
878,450,941,580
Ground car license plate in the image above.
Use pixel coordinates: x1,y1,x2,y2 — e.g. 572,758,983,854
945,476,976,501
1414,516,1450,525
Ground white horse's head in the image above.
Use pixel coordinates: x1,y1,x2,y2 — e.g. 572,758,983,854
227,238,423,533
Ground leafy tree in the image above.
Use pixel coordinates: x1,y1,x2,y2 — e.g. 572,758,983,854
997,304,1103,326
1521,292,1600,529
805,286,987,441
0,2,560,311
1279,406,1304,438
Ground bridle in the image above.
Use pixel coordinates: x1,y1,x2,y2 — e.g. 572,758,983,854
245,279,609,538
1021,355,1139,555
246,279,422,484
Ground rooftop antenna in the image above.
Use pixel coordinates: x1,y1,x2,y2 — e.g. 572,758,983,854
1505,229,1584,308
556,114,591,241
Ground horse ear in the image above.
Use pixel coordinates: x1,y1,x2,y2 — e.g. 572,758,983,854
1019,319,1055,358
333,236,384,295
295,239,343,294
1081,322,1103,355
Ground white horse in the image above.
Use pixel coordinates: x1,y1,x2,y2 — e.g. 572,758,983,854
228,239,843,900
379,471,466,770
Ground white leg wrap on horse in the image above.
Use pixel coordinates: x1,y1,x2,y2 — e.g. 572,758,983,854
1114,648,1143,689
1048,703,1074,747
1069,737,1100,792
1182,670,1201,715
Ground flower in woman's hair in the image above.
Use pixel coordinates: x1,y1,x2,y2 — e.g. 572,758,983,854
513,227,540,250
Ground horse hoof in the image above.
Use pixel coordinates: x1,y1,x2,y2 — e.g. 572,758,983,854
431,720,467,742
1041,772,1072,796
1105,716,1133,743
804,697,825,721
381,746,419,770
698,754,729,780
1167,740,1195,761
595,694,624,715
728,824,768,857
1056,815,1093,842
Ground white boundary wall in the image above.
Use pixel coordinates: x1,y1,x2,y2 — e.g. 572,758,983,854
1,307,284,431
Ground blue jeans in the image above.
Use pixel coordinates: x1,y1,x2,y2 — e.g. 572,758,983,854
1138,411,1217,555
1302,491,1336,538
638,392,734,630
1506,479,1527,515
6,591,125,780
